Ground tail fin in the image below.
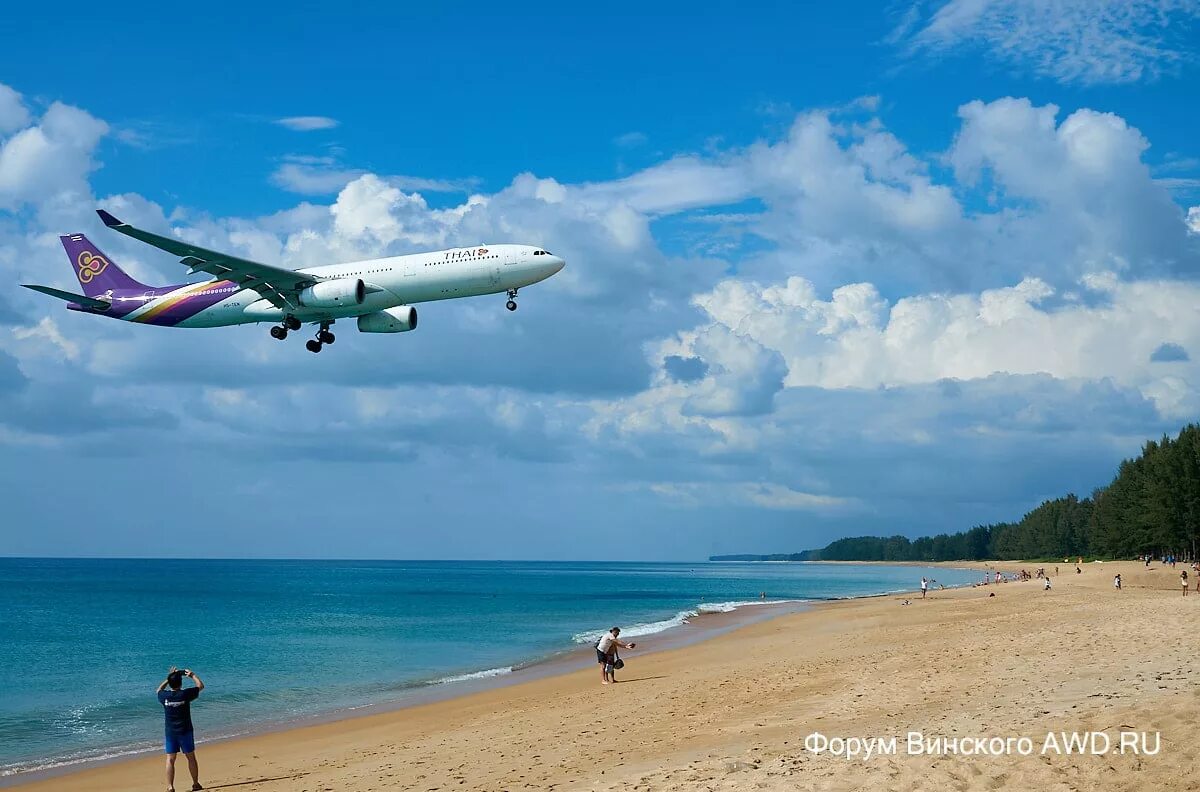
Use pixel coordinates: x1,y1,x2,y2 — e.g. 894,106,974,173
59,234,148,297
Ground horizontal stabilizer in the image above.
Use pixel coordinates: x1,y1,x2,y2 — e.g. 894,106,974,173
21,284,111,310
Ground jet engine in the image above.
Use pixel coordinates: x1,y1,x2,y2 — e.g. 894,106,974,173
357,306,418,333
298,278,366,308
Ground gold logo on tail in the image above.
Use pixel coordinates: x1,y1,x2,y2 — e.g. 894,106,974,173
77,251,110,284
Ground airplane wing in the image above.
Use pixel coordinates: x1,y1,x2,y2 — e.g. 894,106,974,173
97,209,319,310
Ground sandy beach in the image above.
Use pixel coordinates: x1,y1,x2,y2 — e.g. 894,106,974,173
11,560,1199,792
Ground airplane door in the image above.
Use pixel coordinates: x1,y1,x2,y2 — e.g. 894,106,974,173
486,251,503,287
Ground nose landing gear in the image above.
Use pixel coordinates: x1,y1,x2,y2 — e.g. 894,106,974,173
505,289,519,312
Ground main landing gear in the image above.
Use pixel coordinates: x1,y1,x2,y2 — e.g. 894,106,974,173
270,317,334,353
270,315,303,340
506,288,519,312
306,322,335,354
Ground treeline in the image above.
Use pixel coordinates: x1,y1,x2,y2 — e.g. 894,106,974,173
718,424,1200,563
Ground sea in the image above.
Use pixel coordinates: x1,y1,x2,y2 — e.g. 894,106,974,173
0,558,979,778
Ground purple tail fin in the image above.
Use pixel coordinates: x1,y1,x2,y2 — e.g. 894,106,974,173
59,234,148,297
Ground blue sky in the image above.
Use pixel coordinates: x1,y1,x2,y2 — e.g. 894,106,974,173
1,0,1199,559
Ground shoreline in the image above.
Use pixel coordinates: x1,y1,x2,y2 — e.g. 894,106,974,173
2,562,984,785
1,597,819,786
24,559,1176,791
0,562,986,787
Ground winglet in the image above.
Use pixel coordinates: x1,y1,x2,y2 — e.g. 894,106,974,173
96,209,123,227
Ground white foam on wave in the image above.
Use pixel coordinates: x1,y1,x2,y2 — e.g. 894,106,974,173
428,666,513,686
572,609,698,644
571,598,807,644
1,742,156,777
696,598,803,613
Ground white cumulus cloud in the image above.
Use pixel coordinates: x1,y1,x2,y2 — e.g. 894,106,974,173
1,81,1197,535
0,100,108,212
0,83,30,134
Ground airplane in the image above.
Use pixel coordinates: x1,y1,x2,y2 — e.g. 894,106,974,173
21,209,566,353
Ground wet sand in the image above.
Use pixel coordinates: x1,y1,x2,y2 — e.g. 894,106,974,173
9,560,1199,791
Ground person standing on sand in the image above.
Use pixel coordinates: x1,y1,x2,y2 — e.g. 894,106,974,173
596,627,636,685
1043,577,1052,591
156,666,205,792
920,577,928,599
1114,574,1121,590
1182,570,1189,597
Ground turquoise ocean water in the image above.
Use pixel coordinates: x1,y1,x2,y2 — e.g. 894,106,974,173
0,559,978,776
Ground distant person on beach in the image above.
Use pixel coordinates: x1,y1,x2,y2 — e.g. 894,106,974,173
156,666,204,792
1043,577,1052,591
596,628,636,685
1182,570,1189,597
1114,574,1122,590
920,577,928,599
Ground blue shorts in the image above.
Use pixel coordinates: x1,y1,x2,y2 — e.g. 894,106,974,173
164,730,195,754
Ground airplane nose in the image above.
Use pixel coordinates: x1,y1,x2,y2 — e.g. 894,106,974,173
550,256,566,274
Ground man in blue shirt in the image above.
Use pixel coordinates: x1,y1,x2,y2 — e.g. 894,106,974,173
156,666,205,792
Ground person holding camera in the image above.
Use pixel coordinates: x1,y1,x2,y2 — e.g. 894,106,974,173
156,666,205,792
596,627,636,685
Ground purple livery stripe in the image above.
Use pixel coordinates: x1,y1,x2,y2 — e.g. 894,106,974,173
130,281,239,326
68,281,240,326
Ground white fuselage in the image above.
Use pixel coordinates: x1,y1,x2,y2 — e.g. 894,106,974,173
172,244,565,328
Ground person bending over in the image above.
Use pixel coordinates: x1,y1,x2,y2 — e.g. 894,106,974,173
156,666,205,792
596,627,636,685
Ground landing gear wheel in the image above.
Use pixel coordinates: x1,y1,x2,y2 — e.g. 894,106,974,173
318,330,335,345
284,316,302,331
270,325,288,340
306,339,322,353
506,300,517,312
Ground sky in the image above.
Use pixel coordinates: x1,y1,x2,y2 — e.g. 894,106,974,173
1,0,1199,560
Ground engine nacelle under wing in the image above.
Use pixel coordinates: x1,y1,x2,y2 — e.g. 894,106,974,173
298,278,365,308
357,306,418,333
